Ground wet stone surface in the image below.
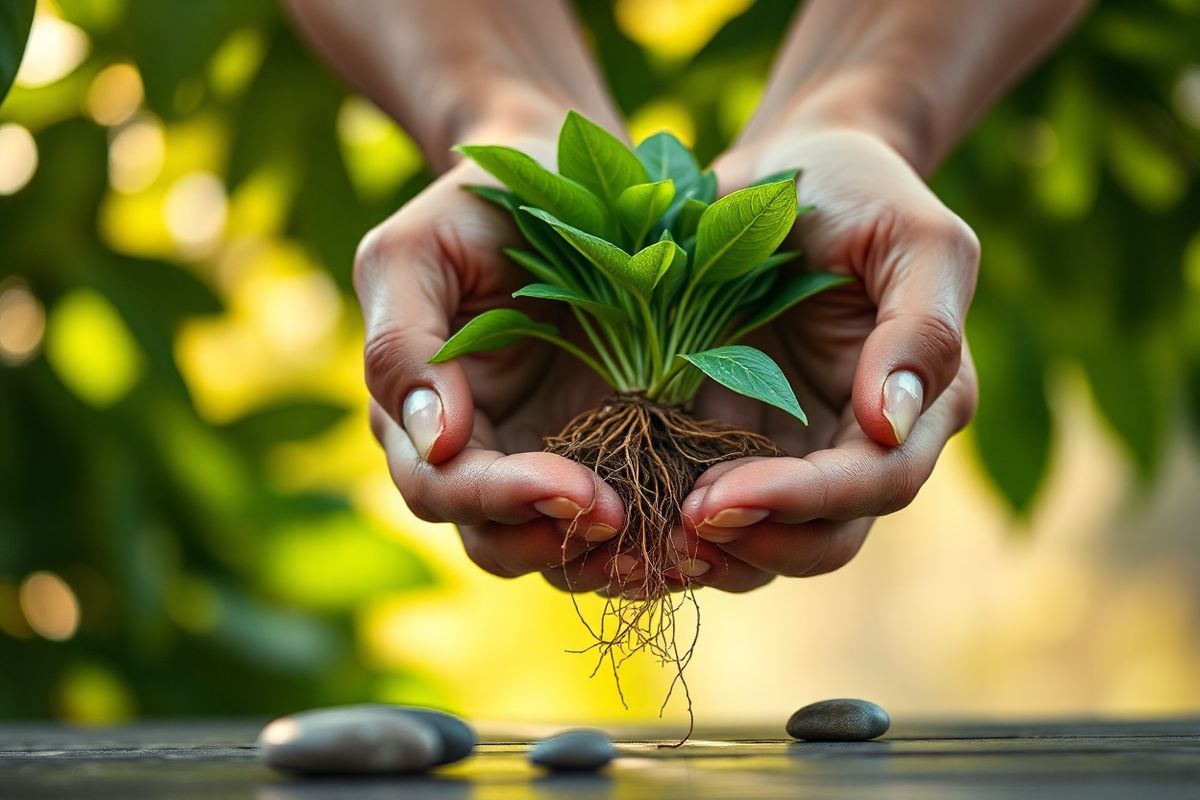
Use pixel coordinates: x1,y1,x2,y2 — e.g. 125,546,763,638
528,728,616,771
786,698,891,742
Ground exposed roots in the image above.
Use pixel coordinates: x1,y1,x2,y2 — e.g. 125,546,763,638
544,393,780,740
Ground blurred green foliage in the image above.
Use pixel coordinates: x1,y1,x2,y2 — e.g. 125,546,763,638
1,0,1198,719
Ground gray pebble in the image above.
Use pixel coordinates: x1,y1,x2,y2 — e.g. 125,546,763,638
258,706,442,774
529,729,615,771
786,698,890,742
369,705,476,765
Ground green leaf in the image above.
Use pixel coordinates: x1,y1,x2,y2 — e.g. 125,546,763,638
455,144,611,237
654,236,689,308
557,110,649,207
674,198,707,241
429,309,559,363
732,273,855,339
0,0,34,104
680,345,806,423
691,171,718,204
520,207,642,295
513,283,626,324
616,180,675,246
628,240,678,298
464,184,518,211
693,179,798,284
225,400,351,452
636,131,701,188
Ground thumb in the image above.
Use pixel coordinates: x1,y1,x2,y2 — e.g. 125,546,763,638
357,226,474,466
852,218,979,446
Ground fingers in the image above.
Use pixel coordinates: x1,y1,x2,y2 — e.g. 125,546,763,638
684,371,972,533
356,214,477,465
376,402,624,533
853,212,979,446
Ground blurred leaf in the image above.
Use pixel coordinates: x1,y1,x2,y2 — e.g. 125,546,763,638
1031,65,1101,219
967,307,1053,513
690,0,799,64
0,0,34,104
126,0,270,114
224,400,351,451
1079,335,1170,480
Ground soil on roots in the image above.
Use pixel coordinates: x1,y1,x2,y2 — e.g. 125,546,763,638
543,393,780,739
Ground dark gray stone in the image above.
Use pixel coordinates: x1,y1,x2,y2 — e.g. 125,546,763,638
529,729,615,771
786,698,891,742
373,705,476,765
257,706,442,774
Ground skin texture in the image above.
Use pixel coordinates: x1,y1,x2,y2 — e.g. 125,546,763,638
285,0,1091,595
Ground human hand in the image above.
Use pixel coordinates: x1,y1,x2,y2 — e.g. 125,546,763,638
666,127,980,592
360,144,628,585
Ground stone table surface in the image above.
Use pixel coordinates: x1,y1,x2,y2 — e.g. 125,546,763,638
2,717,1199,799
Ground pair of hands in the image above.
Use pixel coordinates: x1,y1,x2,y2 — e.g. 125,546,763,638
360,124,980,595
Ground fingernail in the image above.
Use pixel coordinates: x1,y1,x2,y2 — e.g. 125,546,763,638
402,387,443,461
611,554,640,577
533,497,583,520
695,507,768,542
582,523,618,542
882,369,924,445
677,558,711,578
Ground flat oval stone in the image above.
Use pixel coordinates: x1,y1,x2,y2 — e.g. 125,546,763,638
372,705,476,765
529,729,615,771
258,707,442,774
786,698,890,742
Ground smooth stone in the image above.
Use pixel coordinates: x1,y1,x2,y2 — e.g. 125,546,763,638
786,698,891,742
258,706,442,774
529,729,616,772
368,705,476,765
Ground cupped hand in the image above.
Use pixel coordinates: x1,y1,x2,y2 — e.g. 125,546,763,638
672,128,980,593
359,151,627,584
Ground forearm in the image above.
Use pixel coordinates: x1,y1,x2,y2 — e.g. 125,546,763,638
741,0,1090,175
283,0,621,171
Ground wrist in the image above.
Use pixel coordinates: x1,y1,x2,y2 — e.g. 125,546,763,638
736,66,941,176
435,81,623,173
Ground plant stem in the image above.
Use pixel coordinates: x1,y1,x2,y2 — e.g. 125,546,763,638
531,331,616,386
574,308,630,389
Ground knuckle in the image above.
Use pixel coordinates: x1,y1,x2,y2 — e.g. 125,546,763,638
806,530,868,576
362,327,415,401
912,308,964,372
880,456,923,514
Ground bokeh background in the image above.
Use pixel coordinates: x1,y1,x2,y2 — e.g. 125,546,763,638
2,0,1200,727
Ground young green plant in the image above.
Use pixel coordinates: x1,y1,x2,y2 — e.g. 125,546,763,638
433,112,851,725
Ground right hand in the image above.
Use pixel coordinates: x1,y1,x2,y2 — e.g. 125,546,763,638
359,154,628,589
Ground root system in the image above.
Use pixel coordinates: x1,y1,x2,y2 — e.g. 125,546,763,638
544,393,780,739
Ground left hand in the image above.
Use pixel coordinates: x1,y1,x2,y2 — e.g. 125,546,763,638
668,127,980,593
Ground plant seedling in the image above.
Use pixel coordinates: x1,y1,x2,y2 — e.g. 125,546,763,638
435,112,852,725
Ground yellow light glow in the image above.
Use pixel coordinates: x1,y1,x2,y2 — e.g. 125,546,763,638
45,289,144,407
86,63,143,127
629,100,696,148
0,282,46,365
208,29,265,98
108,115,165,193
163,172,228,256
57,663,135,725
615,0,754,60
15,13,90,88
19,571,80,641
337,96,424,200
338,96,392,146
257,272,342,355
1175,65,1200,129
0,123,38,195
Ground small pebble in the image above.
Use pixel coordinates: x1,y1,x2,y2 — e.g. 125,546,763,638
786,698,891,742
370,705,477,765
529,729,615,771
258,706,442,774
